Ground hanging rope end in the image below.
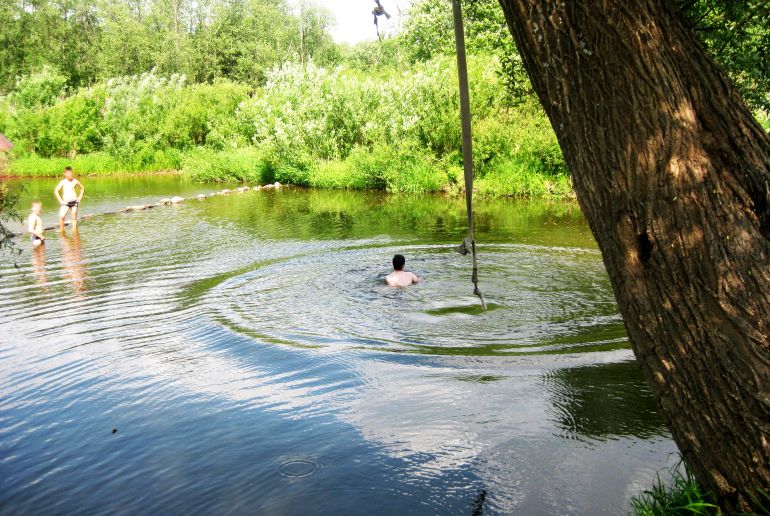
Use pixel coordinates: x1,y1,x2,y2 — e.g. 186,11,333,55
457,236,473,256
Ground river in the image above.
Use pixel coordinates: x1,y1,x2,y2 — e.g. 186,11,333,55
0,176,677,514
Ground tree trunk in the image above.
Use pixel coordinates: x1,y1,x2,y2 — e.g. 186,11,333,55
496,0,770,511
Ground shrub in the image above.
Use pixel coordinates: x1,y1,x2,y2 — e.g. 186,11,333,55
1,58,574,198
181,147,272,183
9,66,68,110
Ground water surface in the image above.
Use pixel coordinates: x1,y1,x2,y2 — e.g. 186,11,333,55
0,177,676,514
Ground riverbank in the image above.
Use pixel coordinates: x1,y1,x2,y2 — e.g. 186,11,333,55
5,152,178,178
0,57,574,199
2,147,574,199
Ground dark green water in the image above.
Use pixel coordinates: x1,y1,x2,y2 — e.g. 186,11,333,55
0,176,676,514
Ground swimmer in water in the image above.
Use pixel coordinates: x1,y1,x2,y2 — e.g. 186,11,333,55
27,200,45,247
385,254,422,287
54,166,85,230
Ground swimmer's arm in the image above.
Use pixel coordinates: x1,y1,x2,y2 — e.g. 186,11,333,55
411,273,423,284
53,181,64,205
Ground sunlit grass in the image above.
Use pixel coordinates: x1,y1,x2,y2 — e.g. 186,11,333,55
631,460,718,516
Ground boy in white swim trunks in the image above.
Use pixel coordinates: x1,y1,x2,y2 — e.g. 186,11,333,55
54,167,85,230
27,200,45,247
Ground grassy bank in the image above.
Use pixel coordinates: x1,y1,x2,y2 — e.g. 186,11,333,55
0,57,574,199
630,462,718,515
4,145,572,199
5,151,181,177
176,144,572,198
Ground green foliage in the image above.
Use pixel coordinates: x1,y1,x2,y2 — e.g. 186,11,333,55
474,158,572,199
1,54,572,198
679,0,770,112
0,181,21,257
8,151,182,177
8,66,68,110
758,110,770,132
0,0,337,94
5,72,249,168
238,57,505,160
181,147,273,183
631,461,719,516
400,0,533,104
309,144,448,194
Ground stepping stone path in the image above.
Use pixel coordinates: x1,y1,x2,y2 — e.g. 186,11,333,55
13,182,286,237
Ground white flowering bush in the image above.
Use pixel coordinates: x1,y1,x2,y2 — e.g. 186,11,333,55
3,55,570,196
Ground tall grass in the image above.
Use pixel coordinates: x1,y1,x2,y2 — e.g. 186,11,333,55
181,147,272,184
631,461,718,516
7,150,182,177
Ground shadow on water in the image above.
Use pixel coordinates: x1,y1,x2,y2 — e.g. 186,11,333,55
544,360,668,441
423,303,505,316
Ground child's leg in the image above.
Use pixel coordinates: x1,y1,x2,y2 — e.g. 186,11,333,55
71,205,79,226
58,205,69,229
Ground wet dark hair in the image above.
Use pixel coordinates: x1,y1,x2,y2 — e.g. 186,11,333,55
393,254,405,271
64,166,73,172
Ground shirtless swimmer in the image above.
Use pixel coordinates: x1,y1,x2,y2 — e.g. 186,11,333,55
385,254,422,287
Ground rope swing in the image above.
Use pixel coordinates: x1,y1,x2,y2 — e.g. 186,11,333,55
370,0,485,308
451,0,486,310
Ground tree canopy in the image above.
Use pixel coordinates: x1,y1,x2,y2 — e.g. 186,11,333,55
0,0,767,113
0,0,337,92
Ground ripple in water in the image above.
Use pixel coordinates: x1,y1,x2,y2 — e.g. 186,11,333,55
199,243,627,356
279,459,322,478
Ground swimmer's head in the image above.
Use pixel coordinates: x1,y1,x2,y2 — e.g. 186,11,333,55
393,254,405,271
63,166,73,179
31,200,42,214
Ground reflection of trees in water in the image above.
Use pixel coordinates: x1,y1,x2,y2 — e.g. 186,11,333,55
60,230,87,297
199,189,592,246
543,360,667,440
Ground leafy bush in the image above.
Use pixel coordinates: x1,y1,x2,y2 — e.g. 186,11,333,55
0,181,22,257
1,57,574,198
475,157,572,198
309,144,449,193
181,147,272,184
8,66,68,110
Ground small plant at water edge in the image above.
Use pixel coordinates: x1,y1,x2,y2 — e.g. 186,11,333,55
630,460,718,515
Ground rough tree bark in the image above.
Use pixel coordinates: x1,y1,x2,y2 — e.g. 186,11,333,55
496,0,770,511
